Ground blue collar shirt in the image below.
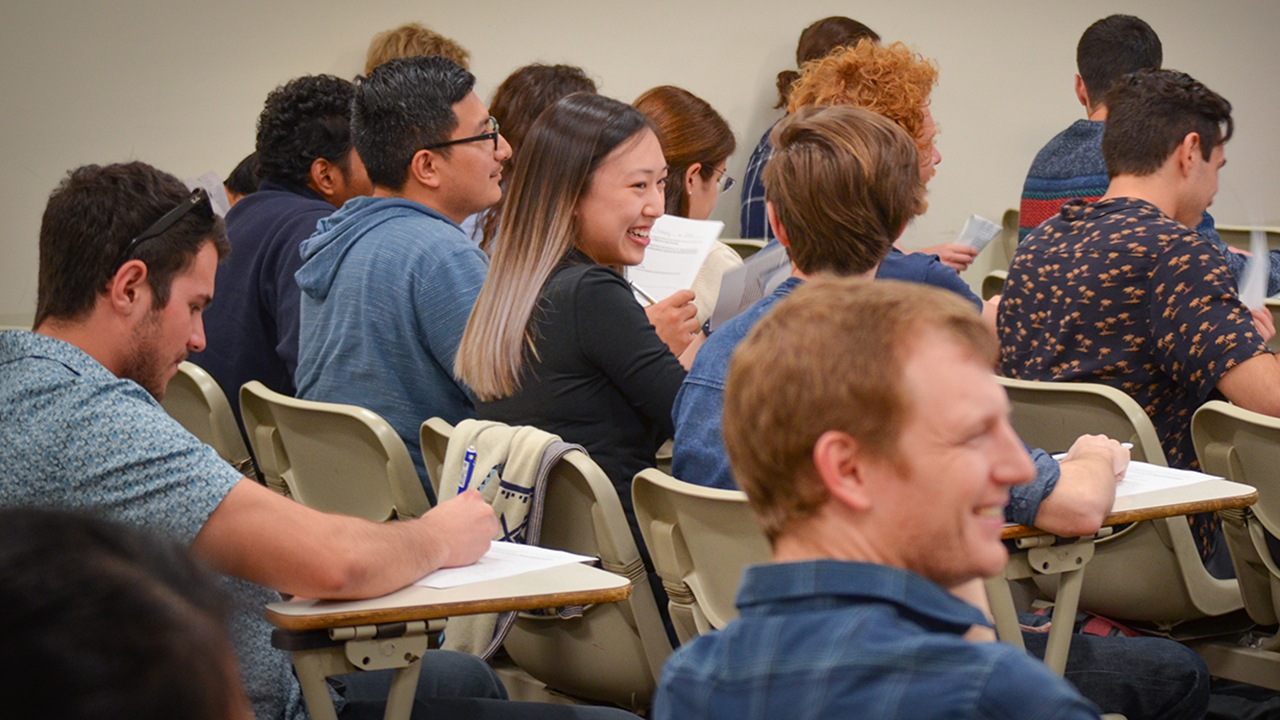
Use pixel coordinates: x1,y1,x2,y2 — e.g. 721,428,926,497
653,560,1100,720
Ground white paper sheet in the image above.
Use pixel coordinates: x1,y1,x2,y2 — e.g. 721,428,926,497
955,214,1001,253
184,171,232,218
1046,458,1222,498
1114,461,1223,498
413,541,596,590
628,215,724,303
707,242,792,332
1238,229,1270,311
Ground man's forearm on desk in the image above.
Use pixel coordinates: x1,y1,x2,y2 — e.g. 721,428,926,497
193,480,499,600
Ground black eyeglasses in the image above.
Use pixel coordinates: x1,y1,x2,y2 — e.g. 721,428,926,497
118,188,209,264
422,116,501,152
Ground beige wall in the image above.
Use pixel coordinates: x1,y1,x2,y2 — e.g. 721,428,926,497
3,0,1278,321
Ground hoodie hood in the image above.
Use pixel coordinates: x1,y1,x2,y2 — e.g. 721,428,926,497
295,196,459,300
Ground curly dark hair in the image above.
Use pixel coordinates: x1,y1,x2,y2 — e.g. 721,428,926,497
255,75,357,186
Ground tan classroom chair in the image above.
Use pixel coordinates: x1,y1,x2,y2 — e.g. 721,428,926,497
1193,401,1280,631
632,468,770,643
995,207,1021,270
982,270,1008,300
1215,224,1280,254
721,238,766,260
1267,298,1280,354
422,418,672,711
997,376,1243,626
239,381,430,521
160,361,254,477
1189,400,1280,689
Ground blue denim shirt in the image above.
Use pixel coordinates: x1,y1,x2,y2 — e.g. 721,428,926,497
653,560,1100,720
671,278,1058,525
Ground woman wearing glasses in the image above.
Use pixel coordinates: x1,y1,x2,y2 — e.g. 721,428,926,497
455,93,693,567
634,85,741,328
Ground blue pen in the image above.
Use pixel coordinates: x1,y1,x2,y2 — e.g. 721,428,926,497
459,445,477,493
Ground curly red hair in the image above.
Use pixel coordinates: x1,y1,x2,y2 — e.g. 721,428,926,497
787,40,939,161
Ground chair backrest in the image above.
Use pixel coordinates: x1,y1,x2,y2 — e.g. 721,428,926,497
632,468,770,643
1193,400,1280,625
982,270,1007,301
421,418,672,711
997,376,1167,464
161,362,253,474
239,382,429,521
1215,225,1280,254
721,238,766,260
997,376,1241,623
1266,299,1280,354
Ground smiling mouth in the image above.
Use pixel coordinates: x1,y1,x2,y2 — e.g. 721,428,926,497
628,227,651,245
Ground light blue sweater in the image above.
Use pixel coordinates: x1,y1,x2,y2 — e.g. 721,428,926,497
295,196,488,497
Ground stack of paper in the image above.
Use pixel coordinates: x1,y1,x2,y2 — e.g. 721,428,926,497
1114,462,1223,498
414,542,595,590
955,214,1002,254
707,243,793,332
627,214,724,303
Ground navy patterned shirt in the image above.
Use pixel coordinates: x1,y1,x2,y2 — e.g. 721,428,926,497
999,197,1270,470
999,197,1271,561
654,560,1099,720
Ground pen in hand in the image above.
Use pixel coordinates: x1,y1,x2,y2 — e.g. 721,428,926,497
459,444,477,494
631,282,657,306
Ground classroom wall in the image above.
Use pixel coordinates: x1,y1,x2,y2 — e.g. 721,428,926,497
3,0,1278,324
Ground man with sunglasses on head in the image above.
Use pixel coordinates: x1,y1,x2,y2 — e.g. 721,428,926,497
0,162,637,720
294,56,510,500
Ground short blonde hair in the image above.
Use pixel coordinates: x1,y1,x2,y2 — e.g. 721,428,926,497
364,23,470,75
723,278,996,543
787,40,938,162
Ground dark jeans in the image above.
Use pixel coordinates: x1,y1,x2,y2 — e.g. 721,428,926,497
1020,616,1210,720
333,649,636,719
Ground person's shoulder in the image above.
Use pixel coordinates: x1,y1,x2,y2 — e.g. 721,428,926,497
548,256,629,299
1027,120,1107,180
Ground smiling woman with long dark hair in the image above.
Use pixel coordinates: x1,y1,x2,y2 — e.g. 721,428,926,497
455,92,692,536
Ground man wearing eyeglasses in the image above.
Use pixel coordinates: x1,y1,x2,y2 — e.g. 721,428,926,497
294,56,511,500
0,161,637,720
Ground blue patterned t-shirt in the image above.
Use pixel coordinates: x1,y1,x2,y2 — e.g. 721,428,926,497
0,330,306,720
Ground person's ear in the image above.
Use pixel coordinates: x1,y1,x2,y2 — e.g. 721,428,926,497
309,157,340,200
1074,74,1092,110
408,149,444,190
1175,132,1203,178
684,162,703,194
107,260,151,317
812,430,873,512
766,201,791,248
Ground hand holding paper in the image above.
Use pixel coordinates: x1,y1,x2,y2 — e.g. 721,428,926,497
954,214,1002,254
628,215,723,302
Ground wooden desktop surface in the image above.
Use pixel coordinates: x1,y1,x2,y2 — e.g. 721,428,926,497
1002,478,1258,541
266,561,632,631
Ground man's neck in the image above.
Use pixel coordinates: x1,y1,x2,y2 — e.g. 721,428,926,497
372,184,469,225
1100,174,1182,223
790,262,879,282
35,315,128,377
1086,103,1108,122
